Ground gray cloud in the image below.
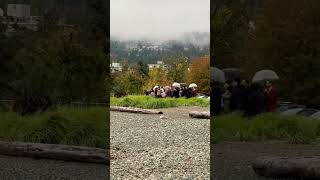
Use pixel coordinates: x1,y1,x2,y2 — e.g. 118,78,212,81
111,0,210,41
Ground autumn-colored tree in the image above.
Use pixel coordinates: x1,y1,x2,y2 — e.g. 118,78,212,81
144,66,172,90
165,57,189,83
187,56,210,95
112,68,145,95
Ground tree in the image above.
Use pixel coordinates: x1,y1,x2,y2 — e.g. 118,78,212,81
112,69,145,95
165,57,189,83
211,0,251,68
144,66,172,90
137,60,149,77
187,56,210,95
241,0,320,107
0,28,108,115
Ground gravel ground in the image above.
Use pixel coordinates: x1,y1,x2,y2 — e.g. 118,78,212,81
110,107,210,179
0,155,109,180
211,141,320,180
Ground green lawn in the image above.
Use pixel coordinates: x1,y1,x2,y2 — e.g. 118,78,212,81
212,112,320,144
0,106,108,149
111,95,210,109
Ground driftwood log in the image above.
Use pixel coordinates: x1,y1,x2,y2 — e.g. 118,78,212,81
189,111,210,119
0,141,109,165
110,106,163,114
252,156,320,179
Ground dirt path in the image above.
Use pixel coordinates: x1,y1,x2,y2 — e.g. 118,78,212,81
110,107,210,179
0,155,108,180
211,141,320,180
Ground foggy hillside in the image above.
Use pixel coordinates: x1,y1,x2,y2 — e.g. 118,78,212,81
111,32,209,64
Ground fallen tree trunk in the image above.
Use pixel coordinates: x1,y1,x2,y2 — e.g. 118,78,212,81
189,111,210,119
110,106,163,114
252,156,320,179
0,141,109,165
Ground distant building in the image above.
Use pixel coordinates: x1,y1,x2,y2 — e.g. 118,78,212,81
148,61,164,70
110,62,122,73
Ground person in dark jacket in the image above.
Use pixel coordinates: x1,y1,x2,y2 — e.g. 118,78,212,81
244,83,265,116
185,87,193,98
230,78,241,111
172,87,180,98
211,81,223,116
181,86,187,97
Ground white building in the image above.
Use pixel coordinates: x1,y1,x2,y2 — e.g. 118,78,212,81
110,62,122,72
148,61,164,70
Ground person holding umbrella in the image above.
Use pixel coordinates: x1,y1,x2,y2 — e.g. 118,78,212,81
172,82,181,98
252,69,279,112
188,83,198,97
211,67,226,116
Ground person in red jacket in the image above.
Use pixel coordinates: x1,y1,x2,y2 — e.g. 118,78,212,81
264,80,277,112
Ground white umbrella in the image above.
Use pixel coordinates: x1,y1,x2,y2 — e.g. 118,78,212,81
189,83,197,88
211,67,226,83
153,86,159,91
172,82,181,88
252,69,279,83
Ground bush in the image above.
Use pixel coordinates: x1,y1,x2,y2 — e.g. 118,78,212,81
212,113,320,144
24,114,70,144
0,106,108,148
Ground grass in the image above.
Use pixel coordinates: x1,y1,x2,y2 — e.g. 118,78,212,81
212,112,320,144
110,95,210,109
0,106,108,149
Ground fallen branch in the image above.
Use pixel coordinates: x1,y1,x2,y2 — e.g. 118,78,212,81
0,141,109,165
189,111,210,119
110,106,163,114
252,156,320,179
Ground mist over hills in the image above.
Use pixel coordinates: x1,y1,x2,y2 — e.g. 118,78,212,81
111,32,210,64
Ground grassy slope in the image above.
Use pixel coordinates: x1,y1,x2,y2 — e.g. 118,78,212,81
0,106,108,149
111,95,210,109
212,112,320,144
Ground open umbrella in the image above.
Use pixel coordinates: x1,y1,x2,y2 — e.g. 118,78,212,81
211,67,226,83
172,82,181,88
252,69,279,83
189,83,197,88
153,86,159,91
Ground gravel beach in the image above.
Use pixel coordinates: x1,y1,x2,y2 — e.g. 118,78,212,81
110,107,210,179
211,141,320,180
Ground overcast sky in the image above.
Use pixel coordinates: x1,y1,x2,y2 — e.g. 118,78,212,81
111,0,210,41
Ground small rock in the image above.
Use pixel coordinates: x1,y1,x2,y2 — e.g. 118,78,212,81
160,115,168,119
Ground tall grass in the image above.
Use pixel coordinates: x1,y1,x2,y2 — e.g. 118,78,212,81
111,95,210,109
212,113,320,144
0,106,108,149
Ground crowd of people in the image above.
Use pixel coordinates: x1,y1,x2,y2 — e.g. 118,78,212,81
144,83,198,98
212,78,278,116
